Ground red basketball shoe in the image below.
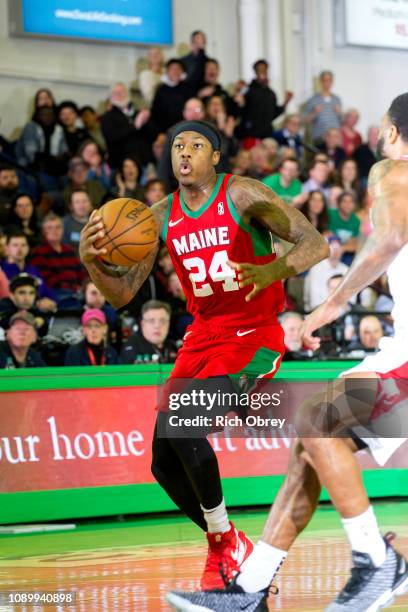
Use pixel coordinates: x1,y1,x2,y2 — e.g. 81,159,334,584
200,521,254,590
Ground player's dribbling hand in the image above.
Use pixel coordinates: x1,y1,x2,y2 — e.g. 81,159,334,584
228,260,272,302
301,300,342,351
79,210,108,264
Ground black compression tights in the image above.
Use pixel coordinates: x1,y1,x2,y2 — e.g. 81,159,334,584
151,411,223,531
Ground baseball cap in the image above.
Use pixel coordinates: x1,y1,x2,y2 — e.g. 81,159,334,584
81,309,106,326
10,273,39,293
327,235,342,245
9,311,37,329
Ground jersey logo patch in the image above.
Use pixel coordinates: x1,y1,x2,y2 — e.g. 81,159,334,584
169,217,184,227
217,201,224,215
237,329,256,337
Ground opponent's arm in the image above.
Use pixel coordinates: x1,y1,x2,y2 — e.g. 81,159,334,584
79,198,168,309
228,176,329,300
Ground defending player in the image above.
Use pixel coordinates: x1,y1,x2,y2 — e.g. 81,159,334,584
79,120,328,591
166,98,408,611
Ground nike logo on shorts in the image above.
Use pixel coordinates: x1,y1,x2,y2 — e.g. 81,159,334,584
169,217,184,227
237,329,256,337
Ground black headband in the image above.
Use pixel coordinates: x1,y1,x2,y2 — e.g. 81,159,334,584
171,120,221,151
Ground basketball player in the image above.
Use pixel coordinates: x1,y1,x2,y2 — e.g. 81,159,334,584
79,120,328,591
166,97,408,611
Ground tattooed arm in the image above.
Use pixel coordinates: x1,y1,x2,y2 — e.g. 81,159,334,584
302,159,408,348
79,198,168,309
228,176,329,300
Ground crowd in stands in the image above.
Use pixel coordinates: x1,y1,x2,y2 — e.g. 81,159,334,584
0,30,394,368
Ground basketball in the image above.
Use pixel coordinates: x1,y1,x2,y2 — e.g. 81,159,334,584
94,198,159,266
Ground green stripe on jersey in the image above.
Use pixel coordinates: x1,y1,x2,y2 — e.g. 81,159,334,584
179,173,224,218
161,193,173,241
232,347,281,379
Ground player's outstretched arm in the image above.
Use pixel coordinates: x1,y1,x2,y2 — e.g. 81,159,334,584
79,198,168,309
228,176,329,300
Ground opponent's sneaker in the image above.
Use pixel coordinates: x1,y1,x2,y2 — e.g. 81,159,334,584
200,521,254,590
167,576,271,612
325,533,408,611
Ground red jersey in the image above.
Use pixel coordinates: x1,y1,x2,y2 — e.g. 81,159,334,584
162,173,285,329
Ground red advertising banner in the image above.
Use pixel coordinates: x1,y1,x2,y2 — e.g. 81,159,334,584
0,387,406,493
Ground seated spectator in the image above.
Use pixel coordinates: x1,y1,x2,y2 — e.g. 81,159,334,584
205,95,238,172
65,309,119,366
262,158,302,204
82,279,120,347
155,245,174,296
101,82,154,168
63,157,107,210
120,300,178,364
181,30,208,80
248,144,273,180
1,231,57,305
0,164,19,226
357,191,373,240
0,268,8,299
0,229,6,258
304,70,342,144
231,149,251,177
63,189,92,253
299,190,330,234
79,105,107,152
0,311,45,368
167,271,193,340
340,109,362,157
79,140,112,190
33,87,57,112
31,213,86,298
318,128,346,169
334,159,365,204
353,126,379,182
5,193,41,247
348,315,384,353
198,58,239,117
112,157,145,201
262,138,280,167
303,236,349,311
328,192,361,263
239,59,293,139
144,179,166,207
302,159,332,199
58,100,89,156
0,274,51,334
280,312,311,360
138,47,164,106
273,114,304,160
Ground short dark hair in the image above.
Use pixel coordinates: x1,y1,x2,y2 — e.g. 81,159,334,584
144,178,165,192
191,30,204,41
388,93,408,142
337,191,356,208
0,163,16,174
253,59,268,71
166,58,184,70
205,58,219,68
279,157,300,170
327,273,344,284
58,100,79,115
79,105,96,115
70,188,90,204
6,230,28,244
141,300,171,317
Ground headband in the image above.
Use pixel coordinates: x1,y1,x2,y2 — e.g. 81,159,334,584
171,120,221,151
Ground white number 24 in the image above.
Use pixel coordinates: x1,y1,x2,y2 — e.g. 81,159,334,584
183,250,239,297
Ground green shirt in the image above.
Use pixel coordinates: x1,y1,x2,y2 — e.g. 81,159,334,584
328,209,361,243
262,173,302,204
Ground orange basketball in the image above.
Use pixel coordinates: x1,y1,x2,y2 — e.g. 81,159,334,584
95,198,158,266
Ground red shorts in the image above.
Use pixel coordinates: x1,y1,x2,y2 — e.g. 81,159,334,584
170,322,285,379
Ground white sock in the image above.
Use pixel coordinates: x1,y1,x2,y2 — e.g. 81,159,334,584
236,540,287,593
201,498,230,534
342,506,386,567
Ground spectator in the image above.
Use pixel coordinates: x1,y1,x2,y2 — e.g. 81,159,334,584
198,58,239,117
142,132,167,183
79,140,112,190
144,179,166,207
63,189,93,253
280,311,306,354
262,158,302,204
231,149,251,177
239,59,293,140
33,88,56,112
0,311,45,369
299,190,330,234
341,108,362,157
353,125,379,182
248,144,273,180
155,245,174,296
58,100,89,156
0,274,51,334
0,268,8,299
101,82,154,168
79,105,107,152
304,70,342,143
151,54,206,133
302,159,331,199
0,165,20,226
65,309,119,366
0,229,6,258
318,128,346,169
138,47,165,106
205,95,238,172
356,191,373,239
1,231,57,305
31,213,86,297
273,114,304,159
181,30,208,80
112,157,145,201
82,279,119,345
63,157,107,209
304,236,349,311
183,97,205,121
5,193,41,247
167,271,193,340
349,316,384,352
328,192,361,263
120,300,178,364
334,159,365,204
